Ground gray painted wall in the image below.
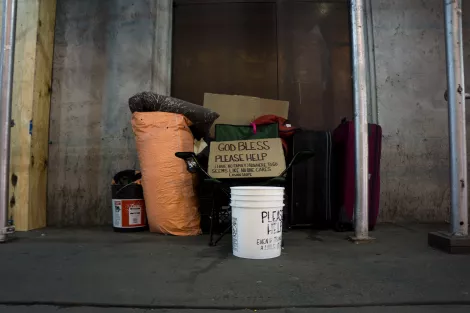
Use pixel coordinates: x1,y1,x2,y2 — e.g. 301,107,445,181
48,0,469,225
373,0,470,222
48,0,155,225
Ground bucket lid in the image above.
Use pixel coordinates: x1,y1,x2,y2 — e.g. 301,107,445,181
230,186,284,191
230,200,284,208
231,194,284,200
231,187,284,196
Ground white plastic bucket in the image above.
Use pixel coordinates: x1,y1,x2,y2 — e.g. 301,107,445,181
230,186,285,259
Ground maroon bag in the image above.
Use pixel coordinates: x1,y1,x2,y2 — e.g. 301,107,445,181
331,119,382,231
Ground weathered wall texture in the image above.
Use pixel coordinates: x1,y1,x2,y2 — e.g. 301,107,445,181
373,0,470,221
48,0,156,225
49,0,469,225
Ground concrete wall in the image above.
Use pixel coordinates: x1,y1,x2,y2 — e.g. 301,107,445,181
373,0,470,222
48,0,156,225
48,0,469,225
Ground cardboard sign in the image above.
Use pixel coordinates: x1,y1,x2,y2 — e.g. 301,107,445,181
208,138,286,179
203,93,289,136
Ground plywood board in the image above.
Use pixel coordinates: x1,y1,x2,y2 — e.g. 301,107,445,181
208,138,286,179
8,0,57,231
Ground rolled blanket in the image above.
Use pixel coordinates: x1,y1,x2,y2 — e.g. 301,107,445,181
129,92,219,139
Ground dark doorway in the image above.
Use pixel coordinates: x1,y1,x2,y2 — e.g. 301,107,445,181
172,0,352,131
172,2,278,105
278,1,353,130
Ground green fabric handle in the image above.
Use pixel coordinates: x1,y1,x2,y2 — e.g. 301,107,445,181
215,123,279,142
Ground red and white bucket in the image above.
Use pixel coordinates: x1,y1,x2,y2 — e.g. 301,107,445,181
111,184,147,232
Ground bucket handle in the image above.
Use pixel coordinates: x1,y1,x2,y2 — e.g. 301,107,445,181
114,182,136,196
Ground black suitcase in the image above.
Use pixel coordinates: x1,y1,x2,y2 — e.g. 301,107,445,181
289,131,332,228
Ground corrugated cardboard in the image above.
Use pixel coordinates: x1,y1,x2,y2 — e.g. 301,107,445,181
203,93,289,135
208,138,286,179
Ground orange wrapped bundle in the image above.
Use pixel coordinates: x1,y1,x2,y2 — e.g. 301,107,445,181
132,112,200,236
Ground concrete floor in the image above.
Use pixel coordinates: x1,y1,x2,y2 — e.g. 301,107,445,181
2,306,470,313
0,224,470,313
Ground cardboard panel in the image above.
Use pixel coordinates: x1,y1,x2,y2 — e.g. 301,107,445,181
204,93,289,135
208,138,286,179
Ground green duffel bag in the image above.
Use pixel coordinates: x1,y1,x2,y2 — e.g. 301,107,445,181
215,123,279,142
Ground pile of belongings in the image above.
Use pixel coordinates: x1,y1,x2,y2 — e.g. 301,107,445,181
129,92,219,236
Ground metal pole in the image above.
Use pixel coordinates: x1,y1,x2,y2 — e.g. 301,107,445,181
350,0,370,240
0,0,18,242
444,0,468,236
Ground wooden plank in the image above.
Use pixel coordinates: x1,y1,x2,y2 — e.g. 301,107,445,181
8,0,56,231
8,0,39,231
